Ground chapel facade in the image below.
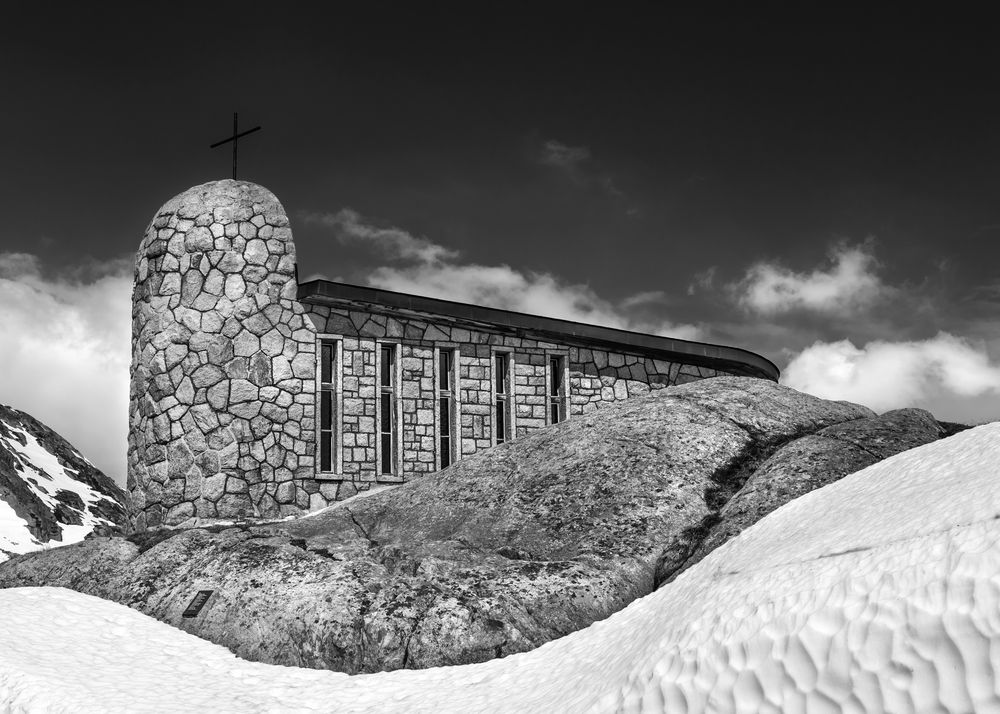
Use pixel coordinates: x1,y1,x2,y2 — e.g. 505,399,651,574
127,180,778,530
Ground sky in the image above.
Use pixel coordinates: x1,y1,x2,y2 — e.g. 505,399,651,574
1,5,999,482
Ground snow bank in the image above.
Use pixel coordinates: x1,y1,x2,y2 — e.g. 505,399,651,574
2,424,1000,712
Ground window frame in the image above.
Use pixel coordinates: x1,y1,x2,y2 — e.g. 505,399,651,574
435,346,460,470
491,349,514,446
315,335,343,478
545,350,570,426
375,341,402,478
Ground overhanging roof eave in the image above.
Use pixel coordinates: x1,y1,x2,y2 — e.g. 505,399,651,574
297,279,780,381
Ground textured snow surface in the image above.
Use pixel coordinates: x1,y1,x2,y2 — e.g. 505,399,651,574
2,424,1000,713
0,422,116,560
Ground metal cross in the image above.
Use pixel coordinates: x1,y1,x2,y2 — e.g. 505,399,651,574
209,112,261,180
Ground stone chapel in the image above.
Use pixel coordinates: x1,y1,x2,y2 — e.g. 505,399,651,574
127,180,778,529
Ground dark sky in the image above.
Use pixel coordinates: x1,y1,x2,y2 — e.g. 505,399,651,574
2,5,999,477
4,5,997,284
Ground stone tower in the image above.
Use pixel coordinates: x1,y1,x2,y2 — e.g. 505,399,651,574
128,180,317,530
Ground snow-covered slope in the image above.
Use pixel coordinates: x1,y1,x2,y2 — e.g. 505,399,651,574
1,423,998,713
0,404,126,562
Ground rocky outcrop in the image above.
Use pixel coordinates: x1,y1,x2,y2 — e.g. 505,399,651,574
655,407,945,586
0,404,127,561
0,378,948,672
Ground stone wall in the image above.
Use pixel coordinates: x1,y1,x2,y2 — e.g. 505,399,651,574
128,181,318,528
338,337,376,481
514,359,549,435
399,345,437,477
567,348,720,415
303,304,726,488
458,348,494,454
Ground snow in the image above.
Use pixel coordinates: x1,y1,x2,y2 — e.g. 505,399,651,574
2,423,1000,712
0,421,117,561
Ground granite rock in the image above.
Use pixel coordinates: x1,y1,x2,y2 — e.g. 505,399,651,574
2,378,952,673
658,407,947,585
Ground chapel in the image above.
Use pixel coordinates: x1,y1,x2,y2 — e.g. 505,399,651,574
127,180,778,529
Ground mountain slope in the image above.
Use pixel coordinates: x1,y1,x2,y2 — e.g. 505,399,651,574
0,403,126,562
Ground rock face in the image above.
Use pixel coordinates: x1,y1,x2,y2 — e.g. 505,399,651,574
655,407,946,586
128,180,318,529
0,404,127,562
0,378,948,672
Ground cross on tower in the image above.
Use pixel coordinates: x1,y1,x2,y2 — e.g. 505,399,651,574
209,112,261,180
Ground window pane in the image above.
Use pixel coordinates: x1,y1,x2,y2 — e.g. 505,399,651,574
439,398,450,436
550,358,560,396
495,354,506,394
320,391,331,429
551,402,560,424
320,434,331,472
381,433,393,474
439,351,450,391
496,400,505,443
441,437,450,469
321,343,332,384
381,347,393,387
381,393,392,432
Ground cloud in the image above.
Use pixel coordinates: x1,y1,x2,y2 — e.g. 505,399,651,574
733,241,889,315
620,290,668,310
315,209,701,340
537,138,635,213
687,266,717,296
302,209,458,264
0,253,131,484
538,140,592,171
370,263,700,339
782,333,1000,423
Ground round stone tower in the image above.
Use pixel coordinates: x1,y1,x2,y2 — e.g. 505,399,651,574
128,180,317,530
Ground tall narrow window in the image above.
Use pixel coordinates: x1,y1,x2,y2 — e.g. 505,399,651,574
495,352,510,445
438,350,455,469
379,345,396,475
549,355,566,424
319,339,337,473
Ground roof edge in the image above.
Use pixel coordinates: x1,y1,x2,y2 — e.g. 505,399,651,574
297,279,780,382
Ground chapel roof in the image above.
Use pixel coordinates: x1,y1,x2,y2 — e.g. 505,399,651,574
298,279,780,381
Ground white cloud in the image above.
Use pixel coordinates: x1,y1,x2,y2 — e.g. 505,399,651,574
539,140,592,171
537,139,635,212
370,263,700,339
302,209,458,264
620,290,667,309
0,253,131,484
734,241,889,315
316,209,701,340
687,266,717,296
782,333,1000,423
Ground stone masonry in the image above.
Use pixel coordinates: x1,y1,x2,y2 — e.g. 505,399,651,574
128,181,318,529
129,180,777,530
303,304,728,484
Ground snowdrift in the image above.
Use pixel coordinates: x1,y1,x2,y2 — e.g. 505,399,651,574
1,423,998,713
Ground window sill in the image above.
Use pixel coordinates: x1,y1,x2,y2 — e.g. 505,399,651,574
314,472,344,482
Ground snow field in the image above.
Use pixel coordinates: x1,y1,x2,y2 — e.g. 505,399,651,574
1,424,999,713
